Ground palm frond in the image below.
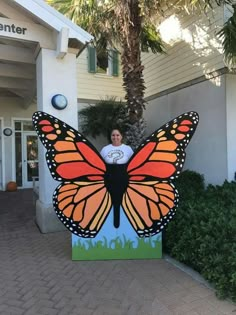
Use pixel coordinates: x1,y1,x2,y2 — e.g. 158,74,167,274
78,98,126,141
141,24,166,54
217,5,236,67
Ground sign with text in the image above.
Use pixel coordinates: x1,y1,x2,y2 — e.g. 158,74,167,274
0,17,54,49
0,22,27,35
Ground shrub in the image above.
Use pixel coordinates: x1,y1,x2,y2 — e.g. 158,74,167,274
78,98,147,149
78,98,126,142
163,170,236,302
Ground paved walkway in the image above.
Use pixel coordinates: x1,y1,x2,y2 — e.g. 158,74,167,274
0,189,235,315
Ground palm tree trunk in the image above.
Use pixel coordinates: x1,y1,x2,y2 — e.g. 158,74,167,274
119,0,146,124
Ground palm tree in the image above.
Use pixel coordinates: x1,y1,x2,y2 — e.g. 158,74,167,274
78,98,126,142
47,0,164,147
48,0,236,147
218,4,236,67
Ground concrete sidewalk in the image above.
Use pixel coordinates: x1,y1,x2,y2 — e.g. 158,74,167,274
0,189,235,315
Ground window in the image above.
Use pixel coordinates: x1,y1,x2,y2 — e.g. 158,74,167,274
14,121,34,131
97,49,108,74
87,46,119,76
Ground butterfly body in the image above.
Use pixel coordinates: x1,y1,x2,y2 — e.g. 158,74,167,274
32,111,199,239
104,163,129,228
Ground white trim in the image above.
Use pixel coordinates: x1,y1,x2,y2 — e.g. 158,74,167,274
11,117,34,188
13,0,93,45
91,48,116,77
0,117,5,190
56,27,69,59
2,120,14,190
11,118,16,184
22,131,38,188
12,117,32,122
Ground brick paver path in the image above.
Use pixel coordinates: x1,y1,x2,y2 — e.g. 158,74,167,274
0,189,235,315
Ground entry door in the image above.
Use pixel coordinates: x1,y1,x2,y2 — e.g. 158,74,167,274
0,120,2,190
22,133,38,188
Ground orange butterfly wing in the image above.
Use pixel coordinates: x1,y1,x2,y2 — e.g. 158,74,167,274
122,111,199,237
32,112,112,237
128,112,199,181
32,112,106,182
122,181,178,237
54,182,112,237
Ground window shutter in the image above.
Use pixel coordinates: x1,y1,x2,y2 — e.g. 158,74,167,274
88,46,96,73
112,50,119,76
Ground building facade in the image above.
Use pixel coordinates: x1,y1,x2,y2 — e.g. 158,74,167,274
0,0,93,232
1,1,235,233
142,5,236,185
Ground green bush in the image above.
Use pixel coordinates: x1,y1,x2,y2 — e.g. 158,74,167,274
78,98,126,141
163,170,236,302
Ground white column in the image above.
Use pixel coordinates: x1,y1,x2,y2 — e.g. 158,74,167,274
226,74,236,182
35,48,78,232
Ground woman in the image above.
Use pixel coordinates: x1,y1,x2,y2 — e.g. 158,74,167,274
100,128,133,164
100,128,134,228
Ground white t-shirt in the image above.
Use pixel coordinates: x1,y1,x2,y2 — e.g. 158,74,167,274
100,144,134,164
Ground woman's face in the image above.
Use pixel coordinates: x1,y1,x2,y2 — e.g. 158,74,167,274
111,129,122,146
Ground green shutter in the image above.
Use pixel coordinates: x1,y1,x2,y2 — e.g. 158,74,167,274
112,50,119,76
87,46,96,73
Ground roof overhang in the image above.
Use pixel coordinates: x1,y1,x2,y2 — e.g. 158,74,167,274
0,0,93,108
12,0,93,49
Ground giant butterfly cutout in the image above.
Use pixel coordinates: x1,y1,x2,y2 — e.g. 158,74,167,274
32,111,199,238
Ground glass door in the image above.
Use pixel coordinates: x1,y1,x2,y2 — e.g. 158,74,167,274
0,120,2,190
22,133,38,188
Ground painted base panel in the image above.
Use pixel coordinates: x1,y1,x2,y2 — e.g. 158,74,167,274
72,208,162,260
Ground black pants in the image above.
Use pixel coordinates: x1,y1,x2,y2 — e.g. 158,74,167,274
104,164,128,227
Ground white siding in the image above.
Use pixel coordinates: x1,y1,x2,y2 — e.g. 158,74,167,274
143,6,225,98
144,76,227,185
226,74,236,182
77,49,125,101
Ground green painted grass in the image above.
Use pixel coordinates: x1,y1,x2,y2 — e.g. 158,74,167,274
72,235,162,260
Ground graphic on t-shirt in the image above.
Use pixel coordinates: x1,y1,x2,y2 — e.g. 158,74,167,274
107,150,124,164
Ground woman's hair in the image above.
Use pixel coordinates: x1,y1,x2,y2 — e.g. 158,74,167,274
110,127,123,137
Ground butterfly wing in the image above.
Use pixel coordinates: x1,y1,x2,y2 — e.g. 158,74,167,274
122,181,178,237
54,182,112,237
122,111,199,237
127,111,199,181
32,111,112,237
32,111,106,182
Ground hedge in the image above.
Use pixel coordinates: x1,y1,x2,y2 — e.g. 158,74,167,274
163,171,236,302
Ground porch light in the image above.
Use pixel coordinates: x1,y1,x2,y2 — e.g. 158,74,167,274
3,128,13,136
51,94,68,110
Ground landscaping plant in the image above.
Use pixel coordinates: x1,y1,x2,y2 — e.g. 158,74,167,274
164,170,236,302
